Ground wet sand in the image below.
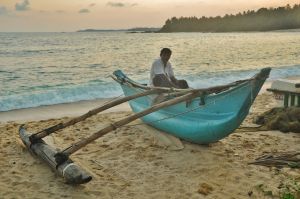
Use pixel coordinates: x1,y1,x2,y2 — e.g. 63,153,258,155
0,98,130,123
0,92,300,199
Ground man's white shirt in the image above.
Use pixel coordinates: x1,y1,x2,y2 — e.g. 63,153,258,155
149,58,175,86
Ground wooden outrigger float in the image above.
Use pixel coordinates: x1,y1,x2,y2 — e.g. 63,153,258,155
19,67,271,184
19,126,93,184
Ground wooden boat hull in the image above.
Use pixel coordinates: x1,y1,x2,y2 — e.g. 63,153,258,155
114,68,270,144
19,125,92,184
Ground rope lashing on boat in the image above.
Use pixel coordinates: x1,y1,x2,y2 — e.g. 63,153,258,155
62,163,76,177
198,92,207,106
185,91,206,107
55,142,82,165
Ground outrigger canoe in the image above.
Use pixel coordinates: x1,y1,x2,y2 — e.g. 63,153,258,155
18,67,270,184
113,68,271,144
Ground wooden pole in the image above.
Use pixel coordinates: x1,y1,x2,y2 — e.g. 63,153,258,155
54,91,201,164
30,88,166,142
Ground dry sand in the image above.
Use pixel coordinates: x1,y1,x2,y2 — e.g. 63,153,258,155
0,92,300,199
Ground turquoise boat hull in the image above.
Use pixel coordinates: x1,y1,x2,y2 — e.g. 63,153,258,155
114,68,270,144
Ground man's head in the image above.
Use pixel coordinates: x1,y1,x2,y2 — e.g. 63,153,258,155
160,48,172,65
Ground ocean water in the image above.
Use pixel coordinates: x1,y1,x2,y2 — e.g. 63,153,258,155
0,32,300,111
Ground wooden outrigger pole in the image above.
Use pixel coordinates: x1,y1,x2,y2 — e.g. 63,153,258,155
19,87,199,184
53,91,200,164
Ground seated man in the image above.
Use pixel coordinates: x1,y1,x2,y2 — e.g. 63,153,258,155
149,48,189,89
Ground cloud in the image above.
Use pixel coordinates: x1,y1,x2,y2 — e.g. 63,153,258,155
0,6,8,15
89,3,96,7
79,8,90,13
107,2,138,8
15,0,30,11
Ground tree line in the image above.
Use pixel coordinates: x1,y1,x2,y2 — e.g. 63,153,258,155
159,4,300,32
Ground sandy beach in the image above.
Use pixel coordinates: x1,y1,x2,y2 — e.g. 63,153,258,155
2,2,300,198
0,91,300,199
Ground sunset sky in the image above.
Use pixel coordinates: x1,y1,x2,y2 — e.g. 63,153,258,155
0,0,298,32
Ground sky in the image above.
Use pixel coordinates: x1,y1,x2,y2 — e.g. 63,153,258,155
0,0,299,32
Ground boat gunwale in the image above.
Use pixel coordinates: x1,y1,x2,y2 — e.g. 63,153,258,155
115,74,253,103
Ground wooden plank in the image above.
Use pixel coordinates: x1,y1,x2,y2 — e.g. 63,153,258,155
267,88,300,95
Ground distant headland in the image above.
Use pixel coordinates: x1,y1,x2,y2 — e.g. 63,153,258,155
77,27,160,33
159,4,300,32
